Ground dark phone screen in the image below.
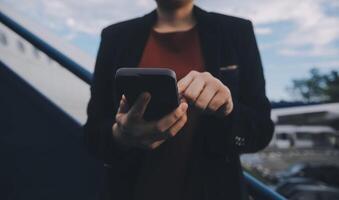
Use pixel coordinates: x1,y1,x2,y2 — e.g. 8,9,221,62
115,74,179,121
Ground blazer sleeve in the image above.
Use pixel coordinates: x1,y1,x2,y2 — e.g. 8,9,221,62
223,20,274,154
83,28,138,164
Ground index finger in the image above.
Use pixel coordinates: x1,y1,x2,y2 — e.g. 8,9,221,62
177,71,195,94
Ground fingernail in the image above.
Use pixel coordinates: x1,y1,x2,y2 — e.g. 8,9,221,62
181,103,188,110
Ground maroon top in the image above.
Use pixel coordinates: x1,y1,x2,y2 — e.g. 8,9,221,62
133,25,205,200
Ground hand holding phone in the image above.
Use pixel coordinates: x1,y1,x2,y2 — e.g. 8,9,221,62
112,92,188,150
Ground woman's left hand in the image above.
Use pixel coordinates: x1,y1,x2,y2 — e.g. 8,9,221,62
177,70,233,117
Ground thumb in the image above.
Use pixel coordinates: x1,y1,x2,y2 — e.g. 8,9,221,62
128,92,151,119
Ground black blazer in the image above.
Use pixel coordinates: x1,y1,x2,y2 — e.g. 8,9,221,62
83,5,274,200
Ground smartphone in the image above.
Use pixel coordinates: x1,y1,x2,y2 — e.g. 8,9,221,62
115,68,180,121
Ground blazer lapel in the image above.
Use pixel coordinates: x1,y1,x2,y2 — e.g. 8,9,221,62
194,6,222,77
122,10,156,68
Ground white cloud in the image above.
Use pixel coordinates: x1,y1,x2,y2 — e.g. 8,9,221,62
255,27,273,35
2,0,339,58
1,0,156,35
196,0,339,57
301,60,339,69
279,47,339,57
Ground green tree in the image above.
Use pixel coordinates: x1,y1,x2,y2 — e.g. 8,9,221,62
287,68,339,102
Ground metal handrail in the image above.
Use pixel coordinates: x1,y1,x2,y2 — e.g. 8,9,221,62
244,172,286,200
0,10,286,200
0,11,92,84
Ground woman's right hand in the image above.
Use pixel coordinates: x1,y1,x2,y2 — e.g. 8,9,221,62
112,92,188,150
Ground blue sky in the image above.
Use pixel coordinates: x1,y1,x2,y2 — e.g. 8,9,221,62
1,0,339,101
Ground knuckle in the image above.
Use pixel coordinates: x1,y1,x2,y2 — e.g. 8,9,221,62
204,78,212,84
212,77,220,84
222,85,230,94
209,103,218,111
195,98,204,106
202,71,211,77
226,88,231,96
211,106,218,112
216,98,225,106
222,95,228,103
195,75,203,82
190,70,198,76
216,78,223,85
184,90,195,100
195,101,204,109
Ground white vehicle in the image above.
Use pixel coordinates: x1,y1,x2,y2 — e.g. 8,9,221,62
271,125,338,149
